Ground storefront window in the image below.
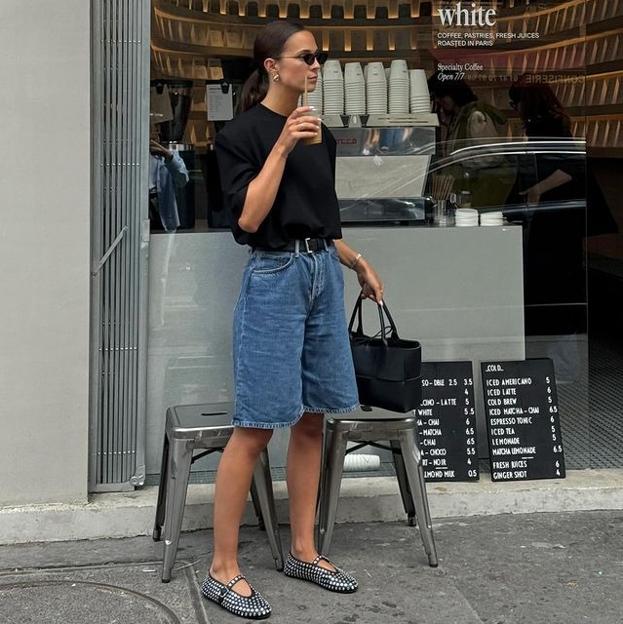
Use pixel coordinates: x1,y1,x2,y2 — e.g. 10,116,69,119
144,0,622,482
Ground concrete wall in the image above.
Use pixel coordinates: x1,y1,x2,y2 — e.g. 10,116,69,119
0,1,91,505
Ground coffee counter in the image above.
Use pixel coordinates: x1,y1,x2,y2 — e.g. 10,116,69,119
144,224,524,476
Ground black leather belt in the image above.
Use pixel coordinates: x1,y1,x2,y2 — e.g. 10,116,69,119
254,238,333,253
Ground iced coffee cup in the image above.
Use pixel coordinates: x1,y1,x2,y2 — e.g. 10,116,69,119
302,75,322,145
302,106,322,145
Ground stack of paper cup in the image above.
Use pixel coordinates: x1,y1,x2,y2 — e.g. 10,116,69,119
409,69,430,113
480,211,504,226
455,208,479,227
389,59,409,114
366,62,387,114
343,454,381,472
323,60,344,115
344,62,366,115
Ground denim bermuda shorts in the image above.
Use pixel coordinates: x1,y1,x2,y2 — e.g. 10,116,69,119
232,241,360,429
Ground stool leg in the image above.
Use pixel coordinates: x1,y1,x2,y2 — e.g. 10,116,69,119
161,438,193,583
249,480,266,531
317,427,348,556
153,433,170,541
390,439,416,527
398,430,438,567
252,449,284,571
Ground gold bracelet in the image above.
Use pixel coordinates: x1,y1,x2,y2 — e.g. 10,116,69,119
350,253,363,270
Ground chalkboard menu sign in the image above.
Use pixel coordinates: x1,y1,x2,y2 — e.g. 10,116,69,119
481,359,565,481
416,362,479,482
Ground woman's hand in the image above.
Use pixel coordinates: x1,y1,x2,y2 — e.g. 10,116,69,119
355,259,384,304
150,140,172,160
519,185,541,205
277,106,321,154
520,170,572,206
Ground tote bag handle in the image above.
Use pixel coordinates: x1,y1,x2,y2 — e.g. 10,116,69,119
348,292,400,345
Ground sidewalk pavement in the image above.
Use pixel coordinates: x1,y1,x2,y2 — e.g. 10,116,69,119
0,511,621,624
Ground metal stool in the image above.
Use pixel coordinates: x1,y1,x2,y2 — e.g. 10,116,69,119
316,407,438,567
153,402,284,582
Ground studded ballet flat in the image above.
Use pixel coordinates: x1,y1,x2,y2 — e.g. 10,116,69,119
283,552,359,593
200,572,272,620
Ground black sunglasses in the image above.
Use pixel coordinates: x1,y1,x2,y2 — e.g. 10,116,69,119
276,51,328,66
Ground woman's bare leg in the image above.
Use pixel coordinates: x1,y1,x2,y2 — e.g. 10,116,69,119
209,426,273,595
286,412,336,571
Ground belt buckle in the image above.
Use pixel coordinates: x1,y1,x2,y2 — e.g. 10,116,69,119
304,237,313,253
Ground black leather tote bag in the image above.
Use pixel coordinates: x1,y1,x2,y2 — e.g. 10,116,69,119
348,295,422,412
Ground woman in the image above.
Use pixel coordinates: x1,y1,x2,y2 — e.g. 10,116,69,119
148,124,189,232
203,20,384,620
508,76,587,341
428,72,514,208
509,75,616,230
508,77,578,204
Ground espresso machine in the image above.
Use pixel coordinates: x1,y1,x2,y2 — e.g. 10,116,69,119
325,114,438,225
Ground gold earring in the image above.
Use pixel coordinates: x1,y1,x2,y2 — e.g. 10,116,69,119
272,72,280,82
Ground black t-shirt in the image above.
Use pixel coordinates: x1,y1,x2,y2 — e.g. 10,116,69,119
214,102,343,248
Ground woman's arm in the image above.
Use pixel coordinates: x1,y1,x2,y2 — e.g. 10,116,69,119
333,238,363,270
334,239,384,304
237,142,289,233
520,169,573,204
237,106,321,233
164,151,190,188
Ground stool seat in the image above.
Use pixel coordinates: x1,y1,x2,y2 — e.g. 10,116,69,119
153,402,284,582
168,403,233,430
327,404,412,421
316,407,438,567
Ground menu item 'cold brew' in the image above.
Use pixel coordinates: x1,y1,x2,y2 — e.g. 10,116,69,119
416,362,479,482
481,359,566,481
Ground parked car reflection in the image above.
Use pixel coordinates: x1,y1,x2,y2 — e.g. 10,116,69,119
340,137,588,337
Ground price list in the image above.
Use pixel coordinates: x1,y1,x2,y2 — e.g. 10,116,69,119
481,359,566,482
417,362,479,482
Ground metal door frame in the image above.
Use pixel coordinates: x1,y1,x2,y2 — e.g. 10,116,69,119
89,0,151,492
